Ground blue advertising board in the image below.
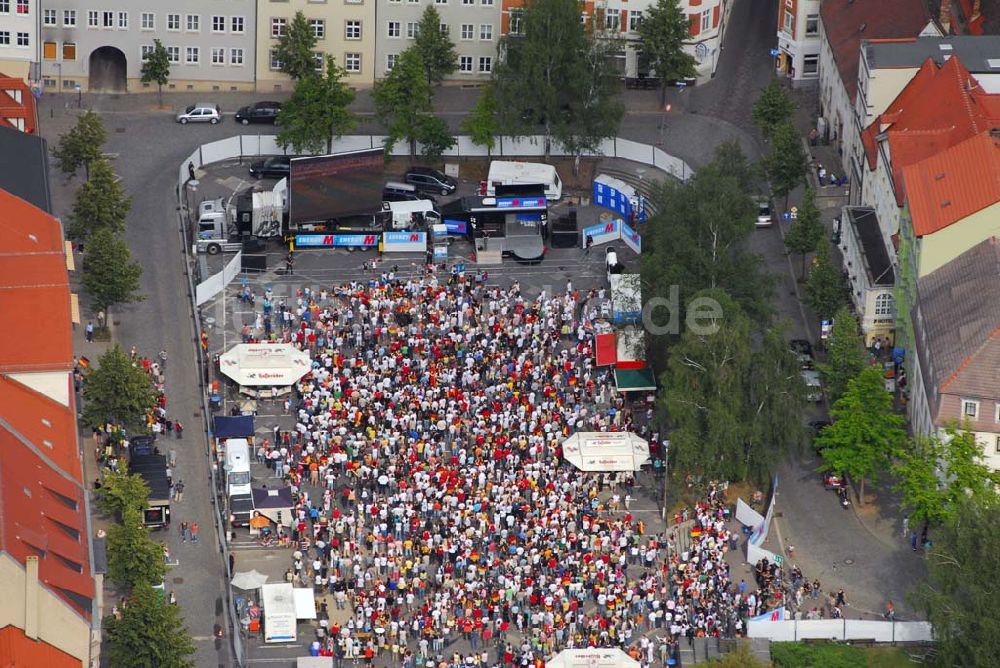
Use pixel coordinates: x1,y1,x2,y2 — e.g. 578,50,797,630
495,196,547,209
294,234,379,248
443,219,468,234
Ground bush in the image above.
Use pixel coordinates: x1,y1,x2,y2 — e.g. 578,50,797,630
771,642,865,668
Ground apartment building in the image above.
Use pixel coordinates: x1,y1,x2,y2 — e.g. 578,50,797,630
375,0,499,82
255,0,376,90
775,0,820,87
0,0,39,80
37,2,255,93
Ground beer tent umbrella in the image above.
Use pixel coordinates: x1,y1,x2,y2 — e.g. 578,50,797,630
231,569,269,590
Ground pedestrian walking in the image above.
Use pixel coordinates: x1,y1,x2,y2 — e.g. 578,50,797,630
285,252,295,275
902,516,909,538
188,161,196,183
85,321,94,342
180,521,189,542
229,552,236,574
191,522,199,543
175,420,183,439
911,532,918,551
174,480,185,502
584,234,594,255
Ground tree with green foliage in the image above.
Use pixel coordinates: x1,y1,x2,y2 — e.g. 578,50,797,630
68,157,132,239
767,121,807,210
894,424,1000,531
636,0,697,107
97,468,150,518
912,494,1000,667
82,227,144,313
413,6,457,92
140,39,171,107
818,306,868,404
273,11,319,81
415,114,456,159
81,344,157,432
746,327,808,466
462,83,498,154
105,581,196,668
52,110,107,179
106,507,168,592
752,78,796,141
784,187,824,279
816,366,906,505
374,48,454,157
711,140,761,195
804,240,849,321
276,55,357,155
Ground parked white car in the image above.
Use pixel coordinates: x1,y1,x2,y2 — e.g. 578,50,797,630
176,102,221,125
801,368,822,402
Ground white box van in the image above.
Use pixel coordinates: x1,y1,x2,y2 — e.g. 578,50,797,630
486,161,562,201
383,200,441,230
223,438,252,496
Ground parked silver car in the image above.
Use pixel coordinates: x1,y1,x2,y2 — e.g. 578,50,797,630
176,102,221,124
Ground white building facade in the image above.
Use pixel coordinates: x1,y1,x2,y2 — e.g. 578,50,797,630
0,0,38,80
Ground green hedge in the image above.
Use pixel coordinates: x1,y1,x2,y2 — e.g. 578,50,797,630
771,642,866,668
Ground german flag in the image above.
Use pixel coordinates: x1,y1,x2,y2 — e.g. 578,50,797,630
78,356,91,369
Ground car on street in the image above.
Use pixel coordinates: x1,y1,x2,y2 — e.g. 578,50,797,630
755,197,773,227
790,339,814,368
249,156,291,179
823,472,846,491
801,368,822,402
176,102,222,125
405,167,457,196
235,101,282,125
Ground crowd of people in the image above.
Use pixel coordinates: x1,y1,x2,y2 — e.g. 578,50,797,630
232,272,763,667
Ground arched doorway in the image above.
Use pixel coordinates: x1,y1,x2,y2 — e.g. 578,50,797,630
88,46,127,92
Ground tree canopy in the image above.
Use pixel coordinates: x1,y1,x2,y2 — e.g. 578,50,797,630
784,187,824,279
373,48,455,158
276,55,357,155
752,78,796,141
97,468,150,518
273,11,319,81
413,6,457,91
140,39,171,107
462,83,499,153
911,493,1000,667
69,157,132,240
818,306,868,404
82,227,144,312
767,121,807,209
81,343,157,431
106,507,168,592
816,366,906,504
804,240,849,322
105,581,195,668
53,110,107,179
636,0,697,106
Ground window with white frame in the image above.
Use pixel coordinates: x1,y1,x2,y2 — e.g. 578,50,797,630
87,10,98,27
481,0,493,5
102,11,113,28
407,0,419,4
508,9,523,34
0,32,8,45
43,9,56,26
605,11,619,31
269,49,282,70
230,47,244,65
461,23,473,40
313,51,324,71
63,9,76,27
874,293,894,317
346,20,361,39
231,16,245,33
141,12,154,30
0,0,7,13
16,0,27,14
16,31,28,46
459,56,472,72
440,23,449,35
141,45,154,60
344,52,361,72
387,21,400,37
479,56,492,73
310,19,326,39
700,10,710,32
806,14,819,35
186,14,200,32
803,54,819,75
462,0,474,6
271,17,286,38
166,46,180,63
407,22,419,38
436,0,447,4
212,47,225,64
386,53,398,70
213,16,225,33
479,23,492,40
995,435,1000,454
167,13,180,31
782,9,792,33
118,12,128,29
964,399,980,419
185,46,199,64
995,403,1000,422
628,10,642,31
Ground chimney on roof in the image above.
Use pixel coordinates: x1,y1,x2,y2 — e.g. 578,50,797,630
942,200,952,208
935,172,946,180
24,555,39,640
940,0,952,34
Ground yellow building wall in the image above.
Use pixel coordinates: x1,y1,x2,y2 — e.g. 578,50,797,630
917,201,1000,276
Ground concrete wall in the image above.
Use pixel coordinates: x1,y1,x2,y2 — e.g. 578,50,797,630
0,554,91,664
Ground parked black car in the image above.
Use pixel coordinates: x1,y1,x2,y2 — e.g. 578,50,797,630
235,101,282,125
405,167,457,196
249,155,291,179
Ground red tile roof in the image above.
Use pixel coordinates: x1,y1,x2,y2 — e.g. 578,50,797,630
0,75,38,135
820,0,935,102
861,56,1000,205
902,131,1000,236
0,625,81,668
0,188,72,373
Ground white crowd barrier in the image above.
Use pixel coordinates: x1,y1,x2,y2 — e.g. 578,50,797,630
748,619,933,643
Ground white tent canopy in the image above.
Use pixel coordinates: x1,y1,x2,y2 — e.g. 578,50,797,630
218,343,312,387
561,432,650,472
546,648,641,668
293,587,317,619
